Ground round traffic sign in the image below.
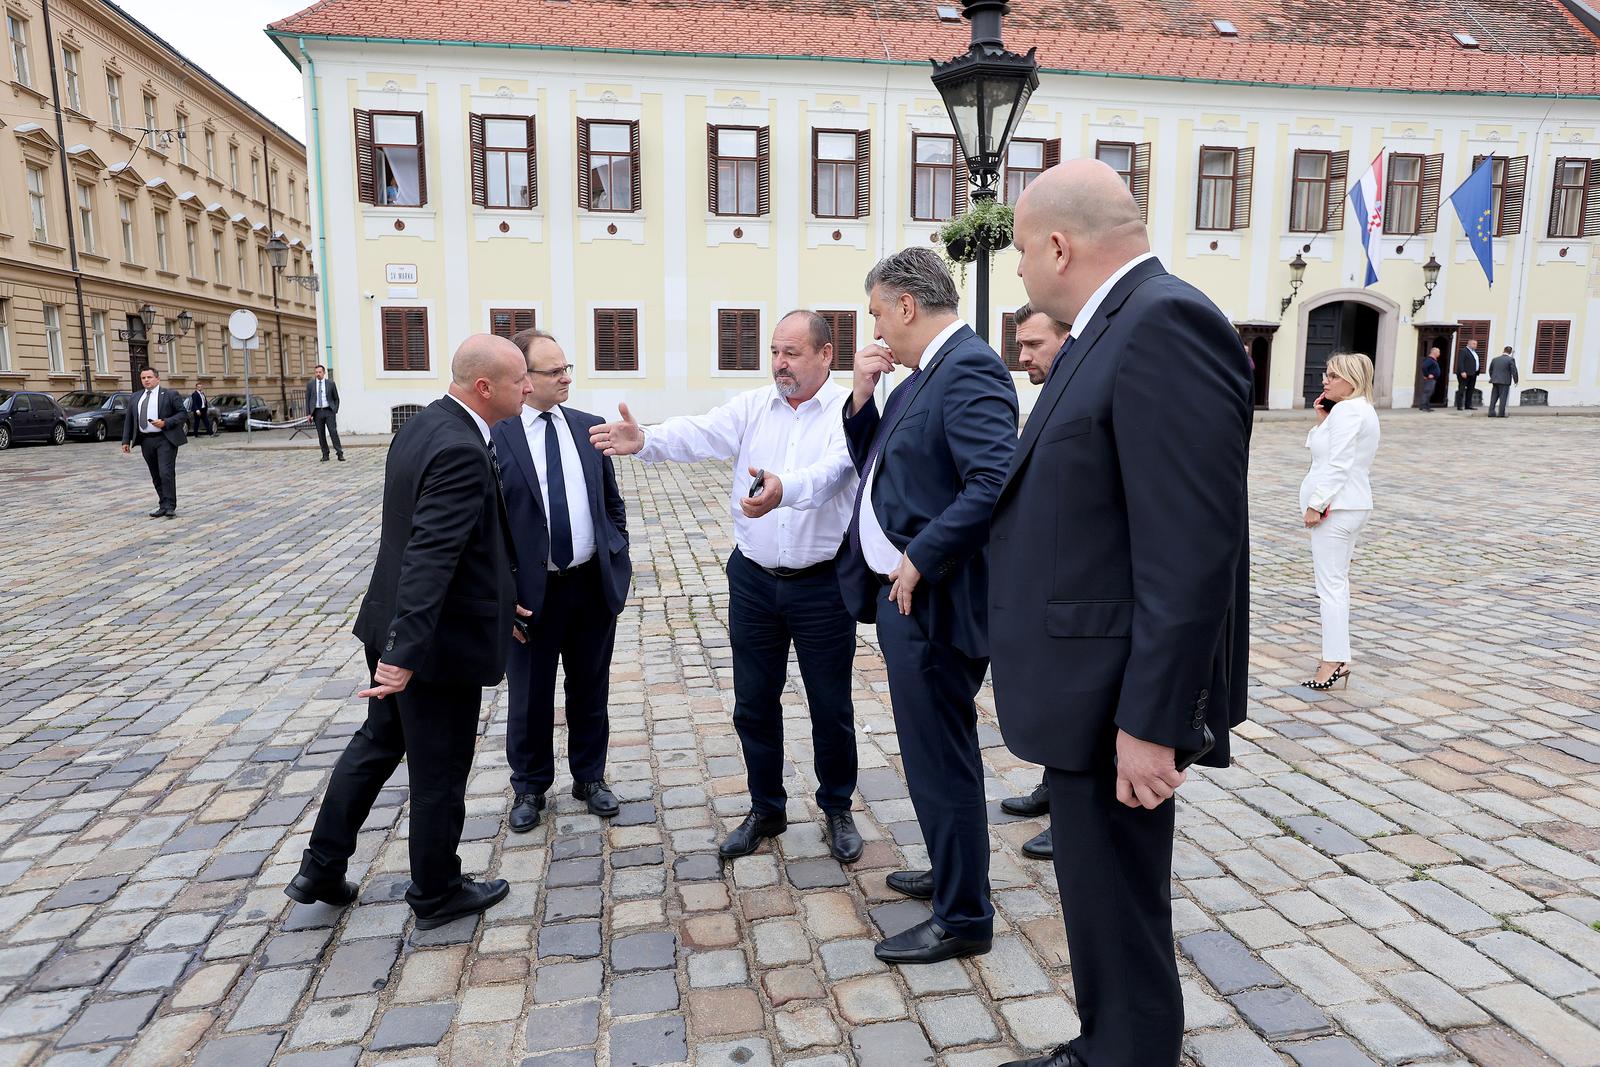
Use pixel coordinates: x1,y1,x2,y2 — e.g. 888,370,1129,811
228,309,259,341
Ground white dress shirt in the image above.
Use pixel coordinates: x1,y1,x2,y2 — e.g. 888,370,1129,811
1300,396,1380,514
523,404,597,569
1071,251,1157,340
445,392,491,443
856,318,965,576
138,387,161,433
638,381,857,569
313,379,329,409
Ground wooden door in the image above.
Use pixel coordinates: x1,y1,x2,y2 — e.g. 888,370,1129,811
1304,304,1340,408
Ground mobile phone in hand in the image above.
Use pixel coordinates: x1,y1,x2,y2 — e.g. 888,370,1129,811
747,469,766,498
1174,725,1216,772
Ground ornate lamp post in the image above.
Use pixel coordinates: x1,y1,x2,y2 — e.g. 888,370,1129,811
1411,255,1442,316
1278,253,1308,319
931,0,1038,343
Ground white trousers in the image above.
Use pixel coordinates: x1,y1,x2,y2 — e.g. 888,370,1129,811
1309,509,1369,662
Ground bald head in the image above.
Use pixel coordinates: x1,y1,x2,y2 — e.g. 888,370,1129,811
449,333,531,423
1013,159,1152,325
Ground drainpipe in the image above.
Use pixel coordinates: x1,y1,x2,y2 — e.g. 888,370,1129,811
297,37,335,375
39,0,92,391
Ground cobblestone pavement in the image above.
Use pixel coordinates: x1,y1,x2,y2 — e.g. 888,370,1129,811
2,411,1599,1067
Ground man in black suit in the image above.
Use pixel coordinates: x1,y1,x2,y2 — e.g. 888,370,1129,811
121,366,189,518
289,334,532,931
306,364,345,461
991,161,1252,1067
1455,338,1480,411
838,247,1018,965
188,386,212,437
491,329,631,833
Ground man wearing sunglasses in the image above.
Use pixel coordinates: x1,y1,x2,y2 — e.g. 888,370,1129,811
491,330,632,834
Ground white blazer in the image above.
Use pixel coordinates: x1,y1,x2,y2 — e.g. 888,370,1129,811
1299,396,1380,513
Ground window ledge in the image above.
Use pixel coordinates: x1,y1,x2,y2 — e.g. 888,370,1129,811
205,176,223,189
10,80,46,102
106,127,135,145
63,107,95,127
186,275,207,286
121,261,147,272
155,269,179,279
79,251,111,264
29,239,66,253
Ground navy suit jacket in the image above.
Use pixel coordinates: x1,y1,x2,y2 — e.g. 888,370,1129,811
491,406,631,618
989,258,1252,772
835,323,1018,660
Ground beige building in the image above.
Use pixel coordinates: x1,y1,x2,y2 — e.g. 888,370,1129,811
1,0,316,416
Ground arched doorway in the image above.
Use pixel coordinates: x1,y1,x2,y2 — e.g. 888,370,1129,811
1297,289,1399,408
1235,322,1278,409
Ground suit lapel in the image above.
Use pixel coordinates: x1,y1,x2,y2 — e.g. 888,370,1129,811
502,415,546,522
879,324,967,451
561,408,604,526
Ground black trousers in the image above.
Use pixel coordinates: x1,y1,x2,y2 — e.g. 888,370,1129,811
876,596,993,940
301,646,481,915
314,408,344,457
505,560,616,796
1418,381,1435,411
1048,763,1182,1067
1456,374,1478,409
726,549,857,819
191,411,212,436
139,434,177,512
1489,383,1511,417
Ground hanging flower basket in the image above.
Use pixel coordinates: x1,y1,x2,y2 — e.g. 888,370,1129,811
936,199,1014,282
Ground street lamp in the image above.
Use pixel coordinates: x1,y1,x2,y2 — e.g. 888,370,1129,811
119,305,191,344
267,234,320,292
931,0,1038,344
1411,255,1442,316
1278,253,1307,319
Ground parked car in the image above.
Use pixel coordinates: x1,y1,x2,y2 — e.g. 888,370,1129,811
60,391,133,443
0,390,68,449
212,394,275,432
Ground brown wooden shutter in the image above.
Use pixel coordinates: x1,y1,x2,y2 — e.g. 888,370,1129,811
617,309,638,371
827,310,856,370
490,308,535,338
854,129,870,218
383,308,428,371
756,126,771,216
717,310,737,370
1533,320,1569,375
354,109,375,205
576,118,591,211
629,120,642,212
381,307,402,370
1043,138,1061,171
810,130,820,217
1230,147,1254,230
1132,142,1151,222
594,309,614,371
527,116,538,208
1417,152,1443,233
469,114,487,207
406,308,428,370
1585,160,1600,238
413,114,428,207
1327,150,1349,232
706,125,720,214
1000,312,1022,371
953,148,969,216
1502,155,1526,235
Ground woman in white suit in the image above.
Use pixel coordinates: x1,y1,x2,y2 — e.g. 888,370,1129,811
1300,352,1381,690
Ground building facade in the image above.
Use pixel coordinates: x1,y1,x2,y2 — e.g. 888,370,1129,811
1,0,316,415
268,0,1600,433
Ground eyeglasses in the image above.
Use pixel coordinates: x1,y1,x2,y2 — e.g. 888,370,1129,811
529,364,574,379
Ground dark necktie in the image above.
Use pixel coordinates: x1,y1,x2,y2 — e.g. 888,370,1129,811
847,368,922,557
142,390,154,432
540,412,574,569
1046,335,1076,383
487,438,505,489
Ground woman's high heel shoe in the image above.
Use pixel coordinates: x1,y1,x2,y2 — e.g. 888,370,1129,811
1302,663,1349,691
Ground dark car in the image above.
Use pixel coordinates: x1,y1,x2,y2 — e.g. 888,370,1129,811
0,390,68,449
212,393,275,432
60,391,133,443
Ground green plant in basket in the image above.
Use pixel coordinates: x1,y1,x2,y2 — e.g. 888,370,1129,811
935,198,1014,281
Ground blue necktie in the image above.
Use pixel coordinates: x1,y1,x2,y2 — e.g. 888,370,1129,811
540,412,574,569
1045,335,1076,383
847,368,922,557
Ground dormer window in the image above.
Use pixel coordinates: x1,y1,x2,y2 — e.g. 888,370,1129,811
1452,32,1480,48
1212,19,1239,37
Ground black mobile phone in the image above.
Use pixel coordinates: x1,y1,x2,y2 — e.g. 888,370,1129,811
747,469,766,498
512,617,530,640
1318,396,1340,413
1174,725,1216,772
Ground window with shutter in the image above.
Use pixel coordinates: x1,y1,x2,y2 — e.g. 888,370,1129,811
473,115,536,209
366,112,425,206
490,308,536,339
999,313,1024,372
1196,147,1237,230
818,310,856,370
709,125,765,216
583,120,639,213
1326,150,1350,231
1549,158,1597,238
912,134,960,221
1231,147,1254,230
717,309,762,372
381,307,429,372
1533,320,1570,375
1290,150,1332,233
1417,153,1443,234
593,308,639,372
814,129,865,218
1385,153,1424,235
1003,138,1049,203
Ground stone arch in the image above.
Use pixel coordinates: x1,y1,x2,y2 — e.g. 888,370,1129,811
1295,288,1401,408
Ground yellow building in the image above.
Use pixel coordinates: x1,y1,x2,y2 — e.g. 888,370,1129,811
267,0,1600,432
1,0,316,416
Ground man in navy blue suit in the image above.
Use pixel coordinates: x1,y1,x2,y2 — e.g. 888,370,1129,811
990,161,1252,1067
838,247,1018,965
490,329,631,834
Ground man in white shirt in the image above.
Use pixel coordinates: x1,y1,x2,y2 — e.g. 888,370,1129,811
120,365,189,518
305,364,345,461
591,310,863,863
490,330,632,834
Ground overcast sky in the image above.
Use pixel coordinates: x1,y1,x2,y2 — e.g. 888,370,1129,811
115,0,310,142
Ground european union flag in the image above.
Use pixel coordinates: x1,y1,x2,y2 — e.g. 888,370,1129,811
1450,157,1496,286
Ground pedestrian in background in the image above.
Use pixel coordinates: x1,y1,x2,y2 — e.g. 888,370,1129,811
188,385,212,437
1455,338,1480,411
1417,348,1441,412
122,366,189,519
1302,352,1380,691
306,364,345,462
1488,345,1519,418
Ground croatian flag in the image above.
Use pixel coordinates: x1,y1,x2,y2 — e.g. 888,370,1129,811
1348,152,1385,287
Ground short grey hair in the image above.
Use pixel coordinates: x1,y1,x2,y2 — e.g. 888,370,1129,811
864,247,960,314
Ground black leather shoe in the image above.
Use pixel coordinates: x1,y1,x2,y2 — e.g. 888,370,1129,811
284,873,358,907
1021,827,1053,860
1001,779,1050,817
825,811,863,863
508,793,545,833
875,917,991,964
321,455,330,462
413,877,509,930
885,869,934,900
162,511,175,519
337,454,346,461
573,779,619,818
718,812,787,859
1000,1045,1085,1067
149,508,166,518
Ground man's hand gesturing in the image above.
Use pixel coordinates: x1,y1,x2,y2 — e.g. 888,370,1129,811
589,402,645,457
851,345,895,415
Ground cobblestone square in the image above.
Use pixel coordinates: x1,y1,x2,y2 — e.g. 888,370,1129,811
2,411,1598,1066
